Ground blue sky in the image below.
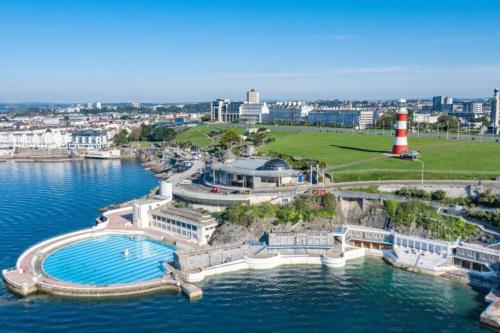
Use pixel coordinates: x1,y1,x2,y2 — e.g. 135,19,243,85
1,0,500,102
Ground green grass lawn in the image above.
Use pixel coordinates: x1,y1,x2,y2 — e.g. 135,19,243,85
260,131,500,182
173,125,500,182
128,140,160,148
173,124,243,149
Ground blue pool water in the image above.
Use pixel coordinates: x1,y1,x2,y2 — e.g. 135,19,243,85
43,235,175,285
0,160,491,332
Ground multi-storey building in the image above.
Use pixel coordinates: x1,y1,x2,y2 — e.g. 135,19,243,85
0,129,72,149
246,89,260,104
463,102,483,114
210,99,230,122
210,99,241,122
239,102,269,123
68,130,110,150
264,102,313,124
150,206,218,245
306,108,374,129
433,96,453,112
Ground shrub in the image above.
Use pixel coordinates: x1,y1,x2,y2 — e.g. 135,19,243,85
395,187,431,200
223,193,336,226
384,200,479,241
431,190,447,201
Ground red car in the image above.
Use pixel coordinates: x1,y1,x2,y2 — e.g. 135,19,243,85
210,187,221,193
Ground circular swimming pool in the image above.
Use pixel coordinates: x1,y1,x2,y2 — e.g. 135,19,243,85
42,235,175,286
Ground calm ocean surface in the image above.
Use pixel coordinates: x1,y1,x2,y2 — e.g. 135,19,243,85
0,160,491,332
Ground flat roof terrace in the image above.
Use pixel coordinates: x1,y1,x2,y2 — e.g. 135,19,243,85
157,205,216,225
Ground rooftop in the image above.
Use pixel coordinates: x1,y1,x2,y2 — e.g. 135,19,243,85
157,205,216,225
211,157,300,177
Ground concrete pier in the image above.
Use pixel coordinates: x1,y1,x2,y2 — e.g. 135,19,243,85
481,288,500,330
181,283,203,299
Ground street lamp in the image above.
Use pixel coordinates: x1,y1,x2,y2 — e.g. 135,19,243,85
416,159,425,186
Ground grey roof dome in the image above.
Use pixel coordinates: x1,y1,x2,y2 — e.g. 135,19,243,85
258,158,290,171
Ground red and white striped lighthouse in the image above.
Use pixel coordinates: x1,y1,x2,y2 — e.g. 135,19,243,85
391,98,409,154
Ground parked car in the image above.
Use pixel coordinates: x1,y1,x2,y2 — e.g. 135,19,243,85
210,187,221,193
180,179,192,185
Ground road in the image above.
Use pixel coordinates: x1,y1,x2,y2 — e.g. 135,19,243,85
329,179,500,189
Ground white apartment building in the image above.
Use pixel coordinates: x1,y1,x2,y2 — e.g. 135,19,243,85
68,130,110,150
307,108,374,129
239,103,269,123
413,113,440,124
0,129,72,149
264,102,314,123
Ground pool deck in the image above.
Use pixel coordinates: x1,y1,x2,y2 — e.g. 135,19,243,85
2,206,205,298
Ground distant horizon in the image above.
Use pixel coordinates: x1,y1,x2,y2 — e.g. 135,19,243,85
1,1,500,102
0,94,497,105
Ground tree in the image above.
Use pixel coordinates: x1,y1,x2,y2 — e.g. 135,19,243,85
478,116,489,128
113,129,129,146
128,127,142,142
437,115,459,130
219,129,241,149
375,112,396,128
150,127,175,141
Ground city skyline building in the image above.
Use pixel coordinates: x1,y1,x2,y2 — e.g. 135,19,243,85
247,89,260,104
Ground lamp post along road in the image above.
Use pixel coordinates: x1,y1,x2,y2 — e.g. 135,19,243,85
418,159,425,186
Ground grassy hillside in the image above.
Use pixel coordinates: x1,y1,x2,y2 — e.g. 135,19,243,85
173,124,500,182
261,131,500,182
173,124,229,149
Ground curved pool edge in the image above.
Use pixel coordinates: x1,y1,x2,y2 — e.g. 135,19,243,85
2,225,181,298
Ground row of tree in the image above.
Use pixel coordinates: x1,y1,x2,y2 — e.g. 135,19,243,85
222,193,336,227
113,124,176,146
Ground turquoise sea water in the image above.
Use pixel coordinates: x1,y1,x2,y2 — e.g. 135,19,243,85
43,235,175,285
0,160,492,332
